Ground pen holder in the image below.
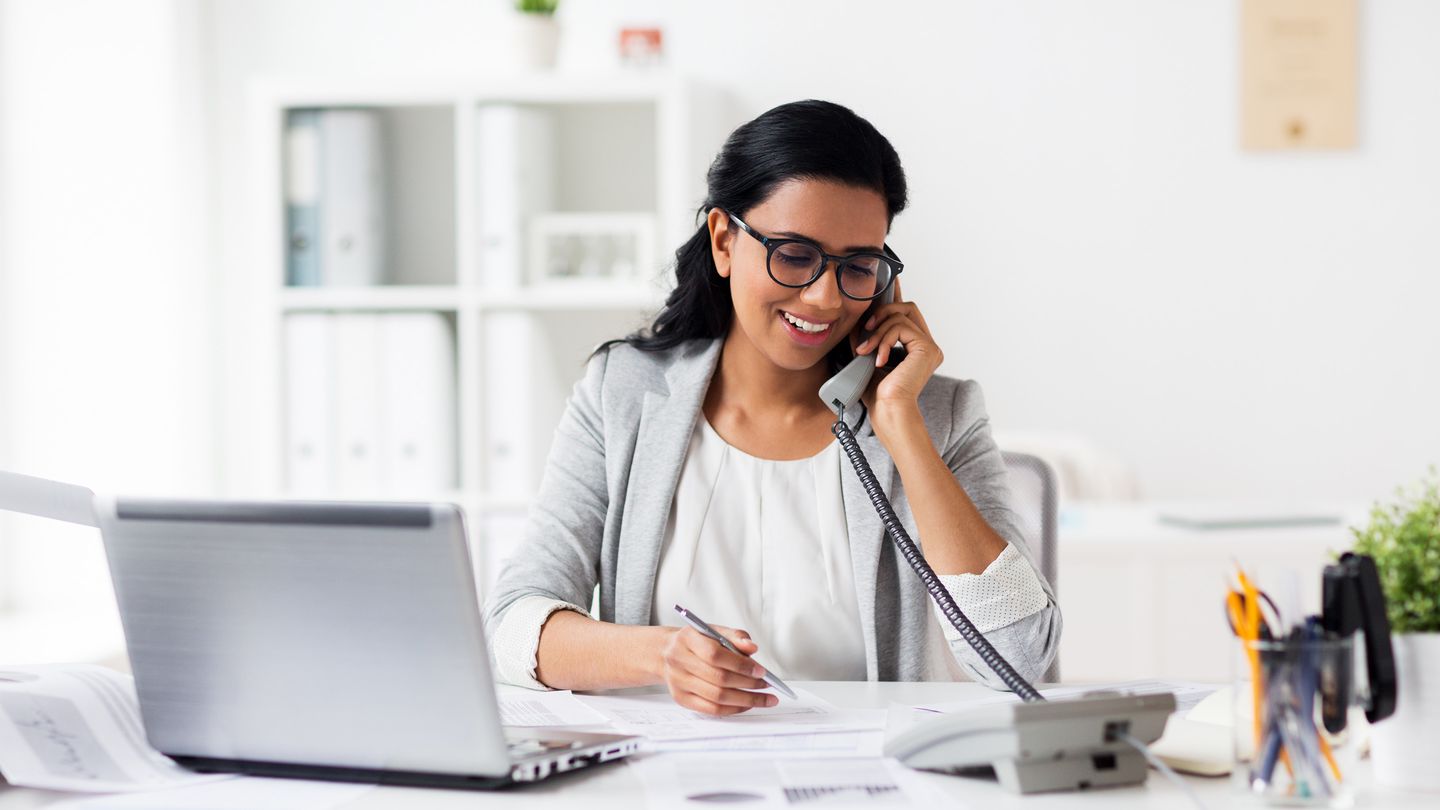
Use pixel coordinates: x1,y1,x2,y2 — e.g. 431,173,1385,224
1233,636,1359,807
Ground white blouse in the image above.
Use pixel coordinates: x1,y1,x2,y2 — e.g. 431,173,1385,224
648,418,867,680
491,420,1050,689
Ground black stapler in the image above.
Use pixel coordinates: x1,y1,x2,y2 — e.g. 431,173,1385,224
1320,552,1398,732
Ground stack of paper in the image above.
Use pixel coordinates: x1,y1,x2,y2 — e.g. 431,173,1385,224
0,665,369,809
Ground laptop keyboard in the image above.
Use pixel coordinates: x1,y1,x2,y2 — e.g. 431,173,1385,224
504,733,584,759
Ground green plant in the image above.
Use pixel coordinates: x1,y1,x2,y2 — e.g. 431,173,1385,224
516,0,558,13
1352,467,1440,633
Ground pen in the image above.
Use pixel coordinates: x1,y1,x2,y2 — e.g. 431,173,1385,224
673,604,797,701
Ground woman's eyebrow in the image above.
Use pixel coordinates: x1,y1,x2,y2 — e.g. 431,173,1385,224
773,229,884,254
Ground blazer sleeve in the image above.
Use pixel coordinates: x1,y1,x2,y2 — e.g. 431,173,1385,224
937,379,1063,688
482,348,612,652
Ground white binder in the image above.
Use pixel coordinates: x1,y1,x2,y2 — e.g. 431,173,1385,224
476,105,555,289
320,110,386,287
478,510,529,598
378,313,457,494
284,110,323,286
481,312,537,497
332,314,384,494
283,314,335,494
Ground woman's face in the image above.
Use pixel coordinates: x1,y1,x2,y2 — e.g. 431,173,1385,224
711,178,890,373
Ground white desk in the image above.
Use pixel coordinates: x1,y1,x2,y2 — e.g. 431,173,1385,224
0,681,1432,809
1058,503,1362,682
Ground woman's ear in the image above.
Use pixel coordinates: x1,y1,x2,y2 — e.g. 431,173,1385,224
706,208,733,279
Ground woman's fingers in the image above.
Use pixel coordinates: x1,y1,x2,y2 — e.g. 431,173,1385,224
682,627,765,678
671,691,749,717
658,626,777,716
860,315,918,360
864,301,927,335
674,667,777,709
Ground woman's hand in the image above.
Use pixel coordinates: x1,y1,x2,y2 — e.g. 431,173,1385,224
851,279,943,437
658,625,778,716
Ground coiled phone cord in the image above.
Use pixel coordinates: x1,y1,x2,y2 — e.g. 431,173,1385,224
831,409,1045,702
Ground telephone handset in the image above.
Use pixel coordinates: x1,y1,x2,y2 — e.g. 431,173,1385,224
819,285,895,423
820,284,1175,794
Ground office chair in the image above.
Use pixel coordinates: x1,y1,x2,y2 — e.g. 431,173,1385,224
1001,450,1060,682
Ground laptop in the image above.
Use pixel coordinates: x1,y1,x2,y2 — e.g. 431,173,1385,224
0,474,641,789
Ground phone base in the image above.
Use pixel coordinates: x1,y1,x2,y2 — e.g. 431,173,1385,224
886,692,1176,795
992,749,1149,794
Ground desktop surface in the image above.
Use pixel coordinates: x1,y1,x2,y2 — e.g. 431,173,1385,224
0,681,1431,809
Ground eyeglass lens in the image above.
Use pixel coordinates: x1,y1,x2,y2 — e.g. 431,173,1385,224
769,242,895,299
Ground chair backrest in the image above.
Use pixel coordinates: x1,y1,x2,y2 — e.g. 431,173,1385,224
1000,451,1058,593
1001,450,1060,681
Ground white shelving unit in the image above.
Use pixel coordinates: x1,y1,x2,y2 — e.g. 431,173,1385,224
236,75,731,596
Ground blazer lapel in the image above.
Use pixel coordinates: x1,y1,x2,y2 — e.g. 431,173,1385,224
839,416,896,681
615,340,722,626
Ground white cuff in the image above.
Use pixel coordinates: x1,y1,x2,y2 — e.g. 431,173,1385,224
491,596,588,690
934,544,1049,636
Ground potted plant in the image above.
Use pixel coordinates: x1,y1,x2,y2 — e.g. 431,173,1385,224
507,0,560,71
1352,468,1440,792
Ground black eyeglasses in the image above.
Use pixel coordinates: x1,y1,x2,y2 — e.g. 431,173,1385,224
727,213,903,301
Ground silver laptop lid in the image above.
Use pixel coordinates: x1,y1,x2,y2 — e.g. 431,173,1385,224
94,497,511,778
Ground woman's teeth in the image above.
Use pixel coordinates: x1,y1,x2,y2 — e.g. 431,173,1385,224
782,312,830,334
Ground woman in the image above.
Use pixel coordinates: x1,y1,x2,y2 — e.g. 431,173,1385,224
484,100,1060,715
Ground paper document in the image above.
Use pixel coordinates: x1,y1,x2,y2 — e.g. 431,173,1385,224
0,470,97,526
0,665,228,793
577,688,885,741
495,688,609,727
916,679,1218,715
629,755,947,809
650,731,884,757
51,777,373,810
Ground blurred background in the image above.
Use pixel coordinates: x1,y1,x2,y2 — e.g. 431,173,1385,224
1,0,1436,681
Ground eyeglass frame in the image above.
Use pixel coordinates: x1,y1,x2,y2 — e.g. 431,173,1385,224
725,212,904,302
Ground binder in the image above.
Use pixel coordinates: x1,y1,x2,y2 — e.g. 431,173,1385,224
282,313,335,493
284,110,322,286
378,313,457,494
332,314,384,494
478,510,529,598
482,312,537,496
320,110,386,287
476,105,555,289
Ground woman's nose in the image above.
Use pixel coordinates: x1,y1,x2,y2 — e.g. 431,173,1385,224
800,264,844,309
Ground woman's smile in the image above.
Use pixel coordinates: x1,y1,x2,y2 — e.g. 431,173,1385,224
778,309,835,346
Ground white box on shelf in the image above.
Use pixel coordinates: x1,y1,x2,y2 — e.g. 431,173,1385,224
319,109,387,287
283,313,335,494
476,105,555,290
378,313,458,494
527,212,657,289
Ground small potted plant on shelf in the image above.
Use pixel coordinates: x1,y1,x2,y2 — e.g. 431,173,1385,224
1352,468,1440,792
508,0,560,71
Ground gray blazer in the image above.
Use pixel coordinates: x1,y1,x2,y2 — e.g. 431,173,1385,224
483,338,1061,686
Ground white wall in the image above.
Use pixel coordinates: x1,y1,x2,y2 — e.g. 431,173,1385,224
202,0,1440,505
0,0,214,654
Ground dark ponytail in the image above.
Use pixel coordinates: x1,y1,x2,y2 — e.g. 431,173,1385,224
598,99,907,356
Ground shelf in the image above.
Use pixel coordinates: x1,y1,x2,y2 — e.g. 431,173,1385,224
247,77,721,522
279,285,466,311
277,284,667,313
255,74,686,109
480,283,667,312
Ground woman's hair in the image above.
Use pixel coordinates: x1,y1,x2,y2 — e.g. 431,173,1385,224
597,99,907,363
